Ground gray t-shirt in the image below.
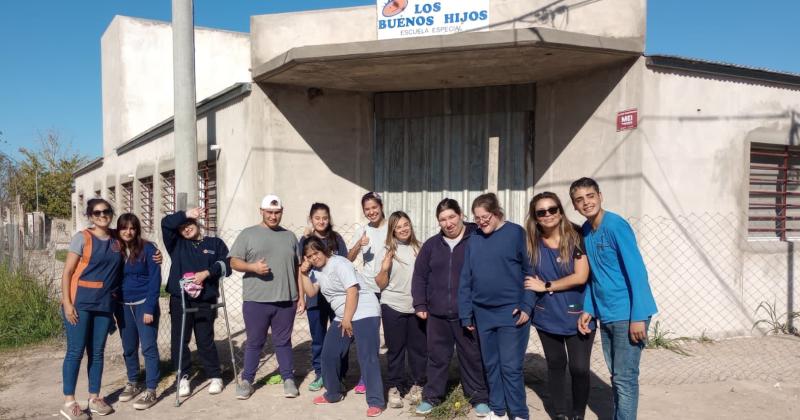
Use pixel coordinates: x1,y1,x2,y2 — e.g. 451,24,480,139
310,255,380,321
69,231,111,255
380,243,417,313
228,224,298,303
349,222,388,293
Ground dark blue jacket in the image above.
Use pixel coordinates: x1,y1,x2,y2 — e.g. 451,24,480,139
161,211,231,302
120,241,162,315
411,223,477,319
458,222,535,327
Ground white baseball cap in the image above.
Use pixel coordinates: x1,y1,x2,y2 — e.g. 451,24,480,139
260,194,283,210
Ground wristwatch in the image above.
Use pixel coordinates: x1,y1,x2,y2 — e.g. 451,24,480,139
544,281,553,294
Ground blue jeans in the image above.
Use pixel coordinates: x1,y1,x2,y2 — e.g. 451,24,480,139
599,320,650,420
62,309,113,396
117,303,161,390
321,317,385,409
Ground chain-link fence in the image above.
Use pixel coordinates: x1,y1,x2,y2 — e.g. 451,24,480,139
89,214,800,386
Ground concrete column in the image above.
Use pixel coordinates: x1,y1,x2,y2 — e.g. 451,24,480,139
172,0,198,211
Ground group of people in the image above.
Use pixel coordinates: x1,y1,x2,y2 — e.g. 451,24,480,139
59,176,657,420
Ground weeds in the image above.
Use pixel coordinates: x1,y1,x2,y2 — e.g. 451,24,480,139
426,384,471,419
752,300,800,336
646,321,691,356
54,249,69,262
0,263,62,349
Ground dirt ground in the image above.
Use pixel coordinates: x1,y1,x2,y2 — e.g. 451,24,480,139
1,336,799,420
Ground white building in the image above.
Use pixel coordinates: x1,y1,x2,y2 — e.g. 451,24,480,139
73,0,800,337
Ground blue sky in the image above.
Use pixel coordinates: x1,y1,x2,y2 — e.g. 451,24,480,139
1,0,798,160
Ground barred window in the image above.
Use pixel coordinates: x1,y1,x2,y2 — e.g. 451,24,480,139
139,176,154,234
121,182,134,213
161,170,176,215
748,143,800,241
107,186,116,211
198,161,217,235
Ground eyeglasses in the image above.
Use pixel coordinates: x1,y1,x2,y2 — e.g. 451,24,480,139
473,213,493,224
91,209,112,217
535,206,559,218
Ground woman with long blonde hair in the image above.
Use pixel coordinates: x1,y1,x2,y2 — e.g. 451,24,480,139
524,191,594,420
375,211,426,409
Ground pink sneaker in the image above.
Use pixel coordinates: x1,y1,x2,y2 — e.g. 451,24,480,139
354,379,366,394
366,406,383,417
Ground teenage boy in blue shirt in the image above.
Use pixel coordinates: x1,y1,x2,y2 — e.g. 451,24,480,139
570,177,657,420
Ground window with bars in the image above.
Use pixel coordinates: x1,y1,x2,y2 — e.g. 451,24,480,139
139,176,154,234
198,161,218,234
107,186,116,210
121,182,134,213
748,143,800,241
161,170,176,215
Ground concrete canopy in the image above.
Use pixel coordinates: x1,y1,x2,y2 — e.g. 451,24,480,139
252,27,641,92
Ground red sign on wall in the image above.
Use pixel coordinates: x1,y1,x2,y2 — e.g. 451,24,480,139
616,109,638,131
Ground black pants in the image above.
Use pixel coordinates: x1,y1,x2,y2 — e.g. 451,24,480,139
537,328,596,418
423,314,489,405
381,304,427,391
169,296,222,378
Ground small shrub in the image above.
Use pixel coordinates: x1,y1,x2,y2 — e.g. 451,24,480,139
0,264,62,349
55,249,69,262
752,300,800,336
426,384,470,419
646,321,691,356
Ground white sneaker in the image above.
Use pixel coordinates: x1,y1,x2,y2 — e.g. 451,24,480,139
208,378,223,394
178,376,191,397
488,413,509,420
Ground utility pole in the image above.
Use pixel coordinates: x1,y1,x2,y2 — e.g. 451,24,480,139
172,0,198,211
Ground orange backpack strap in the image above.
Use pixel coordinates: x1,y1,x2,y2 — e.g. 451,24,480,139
69,230,94,303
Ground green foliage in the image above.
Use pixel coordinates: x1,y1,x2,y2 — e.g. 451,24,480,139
646,321,691,356
0,264,62,349
55,249,69,262
752,300,800,336
425,384,471,419
0,130,87,218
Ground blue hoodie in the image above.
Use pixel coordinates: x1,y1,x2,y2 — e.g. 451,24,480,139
582,211,658,322
458,222,535,327
120,241,162,315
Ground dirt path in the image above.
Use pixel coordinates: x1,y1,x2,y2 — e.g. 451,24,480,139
1,338,799,420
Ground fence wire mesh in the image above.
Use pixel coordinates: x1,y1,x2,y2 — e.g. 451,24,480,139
24,214,800,387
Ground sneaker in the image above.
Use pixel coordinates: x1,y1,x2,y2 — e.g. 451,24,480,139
313,394,344,404
208,378,224,394
353,380,367,394
488,413,509,420
387,387,403,408
178,375,191,397
366,406,383,417
407,384,423,405
474,403,491,417
308,376,324,392
415,401,434,414
236,379,254,400
88,397,113,416
283,378,299,398
132,390,157,410
119,382,143,402
60,401,89,420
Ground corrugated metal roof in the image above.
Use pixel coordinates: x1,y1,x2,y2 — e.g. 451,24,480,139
646,54,800,87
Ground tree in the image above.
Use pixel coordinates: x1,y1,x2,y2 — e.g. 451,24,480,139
2,130,87,219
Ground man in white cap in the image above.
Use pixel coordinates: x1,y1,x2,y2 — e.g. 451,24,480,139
229,194,301,399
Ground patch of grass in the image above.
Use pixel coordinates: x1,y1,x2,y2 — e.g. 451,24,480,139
0,264,62,349
752,300,800,336
426,384,470,419
160,285,170,298
55,249,69,262
646,321,691,356
696,330,715,344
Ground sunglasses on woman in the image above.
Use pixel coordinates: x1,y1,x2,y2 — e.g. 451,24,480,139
91,209,113,217
534,206,559,218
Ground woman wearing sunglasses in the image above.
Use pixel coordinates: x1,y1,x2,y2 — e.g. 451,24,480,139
458,193,534,420
523,192,594,420
59,199,123,419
